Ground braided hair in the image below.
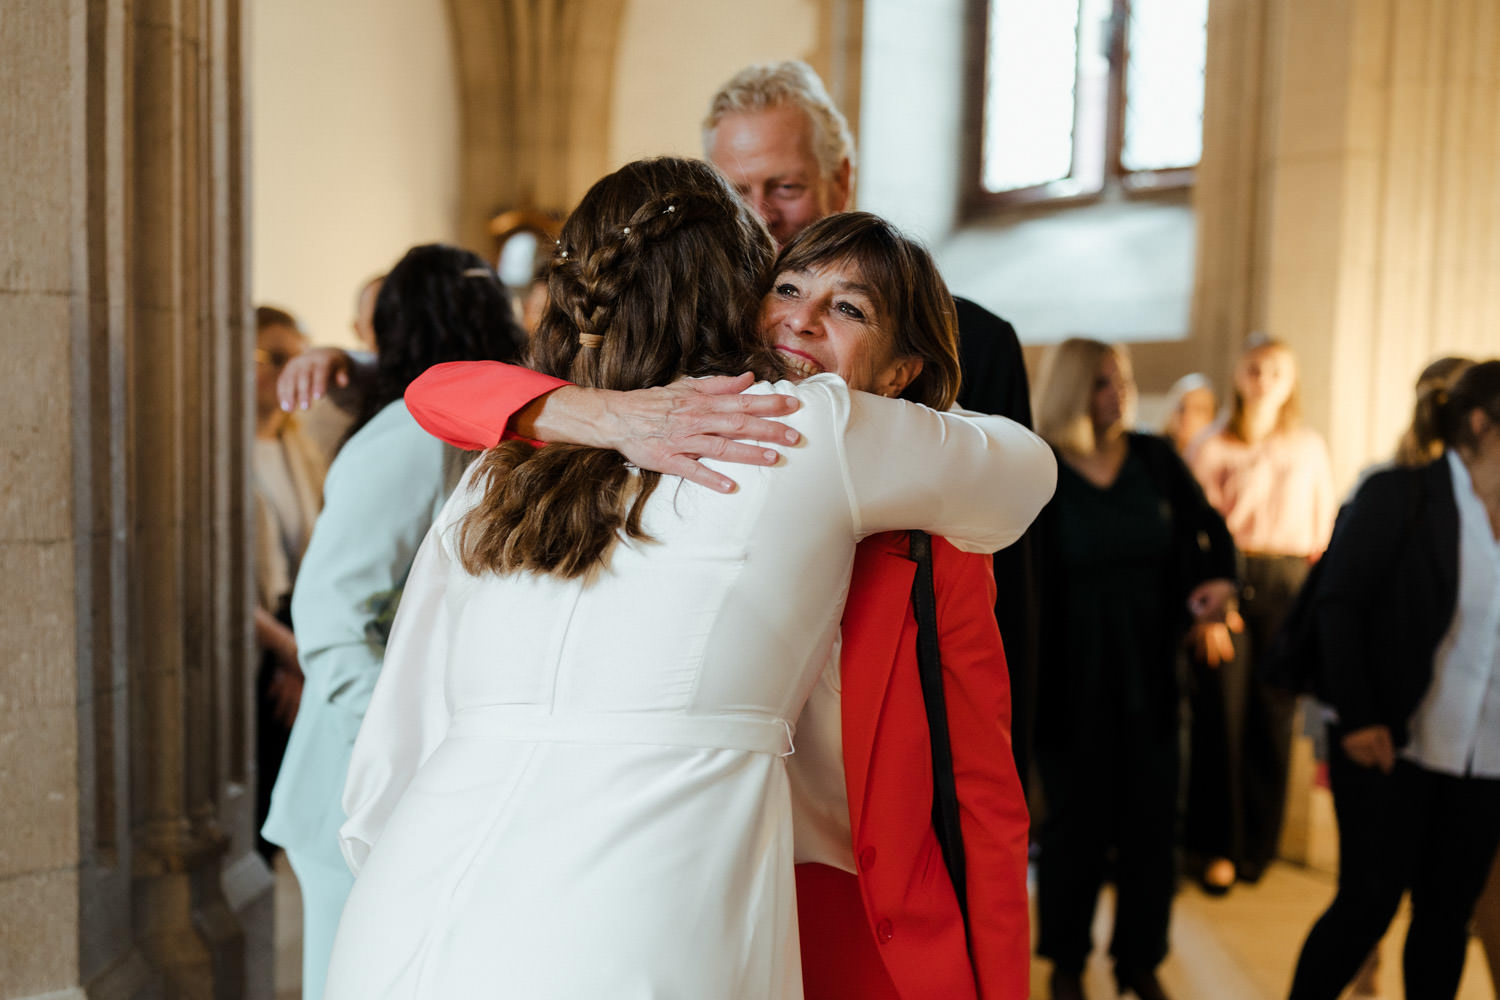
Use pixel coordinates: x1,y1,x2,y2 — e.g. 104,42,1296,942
457,156,783,578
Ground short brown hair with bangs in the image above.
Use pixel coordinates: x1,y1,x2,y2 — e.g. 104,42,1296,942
773,212,961,410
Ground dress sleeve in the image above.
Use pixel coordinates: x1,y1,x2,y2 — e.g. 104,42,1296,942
831,385,1056,553
337,488,465,874
405,361,570,450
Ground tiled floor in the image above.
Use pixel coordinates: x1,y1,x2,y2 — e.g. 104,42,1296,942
270,797,1498,1000
1030,867,1495,1000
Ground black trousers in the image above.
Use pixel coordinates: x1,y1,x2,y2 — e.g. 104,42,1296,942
1184,553,1305,878
1288,734,1500,1000
1036,715,1178,974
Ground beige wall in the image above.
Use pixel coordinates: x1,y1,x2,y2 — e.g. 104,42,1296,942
1196,0,1500,492
607,0,851,169
251,0,462,348
858,0,967,242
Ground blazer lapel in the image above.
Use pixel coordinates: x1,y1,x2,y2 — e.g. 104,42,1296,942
839,533,916,834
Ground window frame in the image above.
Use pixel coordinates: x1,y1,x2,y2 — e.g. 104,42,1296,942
963,0,1200,217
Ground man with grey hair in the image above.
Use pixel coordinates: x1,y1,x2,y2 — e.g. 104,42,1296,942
705,59,1036,1000
702,59,1032,428
702,61,854,248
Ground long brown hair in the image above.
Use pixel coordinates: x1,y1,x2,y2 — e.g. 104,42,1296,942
773,212,961,409
456,157,782,578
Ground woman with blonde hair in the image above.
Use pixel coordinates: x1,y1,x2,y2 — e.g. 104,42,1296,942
1031,338,1236,1000
1184,335,1335,894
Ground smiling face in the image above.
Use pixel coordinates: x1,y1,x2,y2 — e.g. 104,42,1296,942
757,259,922,398
707,105,850,247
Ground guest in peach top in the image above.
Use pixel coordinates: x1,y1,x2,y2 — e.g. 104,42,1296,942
1184,336,1335,895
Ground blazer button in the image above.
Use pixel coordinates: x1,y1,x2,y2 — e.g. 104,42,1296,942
858,847,877,872
876,918,894,943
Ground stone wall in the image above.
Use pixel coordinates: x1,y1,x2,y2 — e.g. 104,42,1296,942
0,2,268,998
1194,0,1500,489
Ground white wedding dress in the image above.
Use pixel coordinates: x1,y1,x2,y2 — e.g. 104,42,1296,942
322,375,1054,999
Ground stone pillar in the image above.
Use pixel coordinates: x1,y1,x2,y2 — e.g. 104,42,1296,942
0,2,268,998
1194,0,1500,489
1189,0,1284,383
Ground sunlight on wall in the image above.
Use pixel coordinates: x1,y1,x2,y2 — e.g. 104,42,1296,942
857,0,968,243
251,0,461,347
608,0,819,167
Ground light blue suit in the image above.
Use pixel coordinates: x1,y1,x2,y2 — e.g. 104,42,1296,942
263,400,461,1000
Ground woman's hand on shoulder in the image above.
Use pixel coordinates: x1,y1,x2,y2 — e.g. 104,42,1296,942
591,374,802,493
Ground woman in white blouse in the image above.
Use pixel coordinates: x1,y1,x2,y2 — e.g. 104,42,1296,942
261,244,525,1000
1287,360,1500,1000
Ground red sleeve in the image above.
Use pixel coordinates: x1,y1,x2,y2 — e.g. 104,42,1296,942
932,540,1031,1000
404,361,570,449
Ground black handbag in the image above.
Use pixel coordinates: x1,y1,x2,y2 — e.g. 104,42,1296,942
909,530,970,930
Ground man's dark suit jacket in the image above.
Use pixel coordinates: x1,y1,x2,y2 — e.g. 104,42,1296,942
951,296,1039,793
953,297,1031,424
1315,459,1459,745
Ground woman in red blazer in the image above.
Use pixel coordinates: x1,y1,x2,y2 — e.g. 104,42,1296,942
290,213,1042,998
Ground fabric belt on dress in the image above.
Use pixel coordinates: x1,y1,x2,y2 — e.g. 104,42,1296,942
446,706,795,757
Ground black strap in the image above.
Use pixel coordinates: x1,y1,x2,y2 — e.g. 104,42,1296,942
909,530,970,928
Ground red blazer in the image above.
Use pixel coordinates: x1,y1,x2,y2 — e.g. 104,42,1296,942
800,532,1029,1000
405,362,1031,1000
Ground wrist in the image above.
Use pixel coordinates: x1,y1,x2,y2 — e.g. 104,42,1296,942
523,385,609,448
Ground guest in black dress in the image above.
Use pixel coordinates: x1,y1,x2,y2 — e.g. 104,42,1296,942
1030,338,1238,1000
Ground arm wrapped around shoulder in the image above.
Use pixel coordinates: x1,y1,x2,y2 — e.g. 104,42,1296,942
837,388,1057,554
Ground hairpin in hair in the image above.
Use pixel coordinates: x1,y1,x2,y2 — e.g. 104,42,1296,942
578,333,604,349
462,267,495,278
666,205,676,214
622,227,631,236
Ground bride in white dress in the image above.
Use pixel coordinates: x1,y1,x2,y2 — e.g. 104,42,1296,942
323,157,1054,999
